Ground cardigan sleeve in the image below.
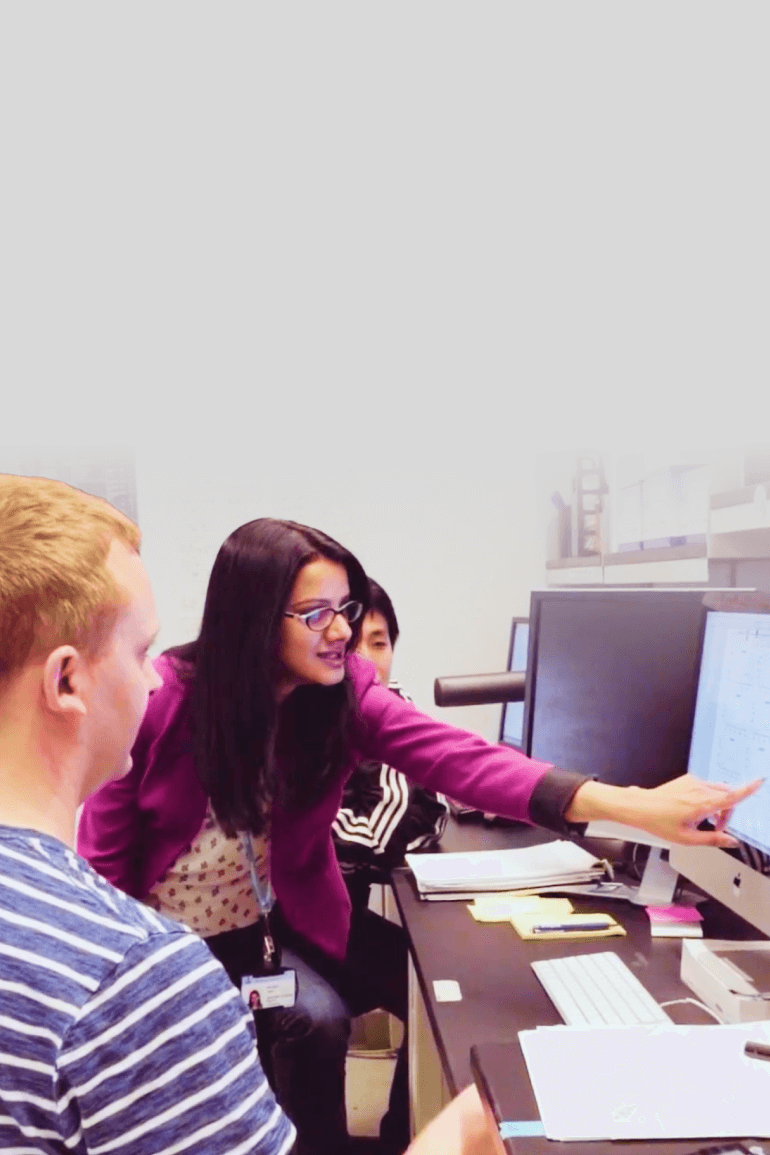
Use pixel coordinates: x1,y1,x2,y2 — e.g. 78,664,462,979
346,654,590,836
77,734,147,897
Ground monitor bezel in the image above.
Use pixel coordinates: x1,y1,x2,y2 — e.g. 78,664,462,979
497,615,529,749
670,844,770,938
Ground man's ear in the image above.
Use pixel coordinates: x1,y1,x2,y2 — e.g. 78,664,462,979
42,646,89,718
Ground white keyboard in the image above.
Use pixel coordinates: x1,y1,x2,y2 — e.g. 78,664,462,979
531,950,672,1026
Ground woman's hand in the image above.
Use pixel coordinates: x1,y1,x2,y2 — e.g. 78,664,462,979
566,774,764,847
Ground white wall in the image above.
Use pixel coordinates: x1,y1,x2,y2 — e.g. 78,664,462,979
137,437,550,740
4,5,769,740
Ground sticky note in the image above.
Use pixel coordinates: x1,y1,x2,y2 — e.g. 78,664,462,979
433,979,462,1002
645,904,703,923
468,896,573,923
499,1121,546,1138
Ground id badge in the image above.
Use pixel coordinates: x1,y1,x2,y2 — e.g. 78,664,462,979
241,969,297,1010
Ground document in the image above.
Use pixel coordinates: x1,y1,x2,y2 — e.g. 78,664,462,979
519,1021,770,1140
405,840,604,897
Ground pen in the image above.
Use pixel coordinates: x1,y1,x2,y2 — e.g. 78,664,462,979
532,919,612,934
744,1041,770,1061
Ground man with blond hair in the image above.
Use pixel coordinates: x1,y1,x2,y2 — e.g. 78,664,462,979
0,474,296,1154
0,472,500,1155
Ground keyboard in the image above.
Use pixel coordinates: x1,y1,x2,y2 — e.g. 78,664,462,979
531,950,672,1026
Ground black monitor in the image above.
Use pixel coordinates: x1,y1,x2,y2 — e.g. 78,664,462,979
499,617,529,749
523,589,712,789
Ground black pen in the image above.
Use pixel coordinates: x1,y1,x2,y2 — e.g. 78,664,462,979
532,919,612,934
744,1041,770,1062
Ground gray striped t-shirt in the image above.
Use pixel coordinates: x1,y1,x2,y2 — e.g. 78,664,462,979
0,826,296,1155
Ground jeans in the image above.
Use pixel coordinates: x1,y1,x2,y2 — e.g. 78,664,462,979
206,905,409,1155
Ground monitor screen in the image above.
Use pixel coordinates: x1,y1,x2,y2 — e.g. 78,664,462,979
671,607,770,938
685,610,770,855
499,618,529,749
523,589,711,789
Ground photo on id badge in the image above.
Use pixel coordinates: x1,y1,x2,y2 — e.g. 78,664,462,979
242,970,297,1010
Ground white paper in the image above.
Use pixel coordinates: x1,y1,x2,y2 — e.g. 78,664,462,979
519,1021,770,1141
433,980,462,1002
406,841,603,895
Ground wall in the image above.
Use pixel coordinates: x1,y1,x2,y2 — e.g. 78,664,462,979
137,435,550,741
4,7,769,730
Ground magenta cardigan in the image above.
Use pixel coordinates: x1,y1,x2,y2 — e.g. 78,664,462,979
78,652,586,960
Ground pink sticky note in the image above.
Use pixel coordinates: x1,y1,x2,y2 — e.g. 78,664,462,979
645,905,703,923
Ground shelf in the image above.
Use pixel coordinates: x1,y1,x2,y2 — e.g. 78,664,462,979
545,556,603,585
547,544,709,586
708,486,770,557
709,528,770,559
603,555,709,584
546,565,603,586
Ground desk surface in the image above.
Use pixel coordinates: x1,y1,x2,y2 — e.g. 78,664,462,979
391,819,758,1155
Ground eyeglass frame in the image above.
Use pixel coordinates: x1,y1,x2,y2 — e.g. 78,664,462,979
283,600,364,632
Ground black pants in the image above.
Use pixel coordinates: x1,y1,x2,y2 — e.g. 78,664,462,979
206,905,409,1155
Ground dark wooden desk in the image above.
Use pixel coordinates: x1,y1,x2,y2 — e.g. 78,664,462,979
390,819,758,1150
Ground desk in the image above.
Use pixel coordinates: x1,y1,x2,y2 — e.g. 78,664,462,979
391,819,761,1150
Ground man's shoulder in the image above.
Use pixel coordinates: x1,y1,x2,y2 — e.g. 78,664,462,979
0,830,294,1155
0,827,188,959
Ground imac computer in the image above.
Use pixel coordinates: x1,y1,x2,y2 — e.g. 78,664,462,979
670,607,770,939
523,589,713,788
499,617,529,750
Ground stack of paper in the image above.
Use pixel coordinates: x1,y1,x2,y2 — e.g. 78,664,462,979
519,1020,770,1140
405,840,605,900
646,904,704,938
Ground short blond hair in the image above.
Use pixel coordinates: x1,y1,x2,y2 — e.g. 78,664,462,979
0,473,141,681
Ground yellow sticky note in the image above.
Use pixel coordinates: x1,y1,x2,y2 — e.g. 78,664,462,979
468,896,573,923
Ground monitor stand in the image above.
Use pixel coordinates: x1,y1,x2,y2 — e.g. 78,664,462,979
582,822,684,904
632,846,680,905
537,848,695,906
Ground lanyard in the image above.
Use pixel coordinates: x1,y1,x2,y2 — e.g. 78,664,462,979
240,833,277,970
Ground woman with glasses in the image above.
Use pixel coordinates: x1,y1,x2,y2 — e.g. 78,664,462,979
78,517,756,1155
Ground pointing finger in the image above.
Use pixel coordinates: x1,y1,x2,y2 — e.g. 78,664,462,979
685,827,739,849
725,778,764,803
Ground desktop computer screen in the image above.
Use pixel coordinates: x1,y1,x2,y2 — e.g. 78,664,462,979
670,607,770,937
523,589,711,789
499,617,529,750
685,609,770,853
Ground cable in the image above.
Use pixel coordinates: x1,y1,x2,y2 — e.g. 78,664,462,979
659,997,724,1023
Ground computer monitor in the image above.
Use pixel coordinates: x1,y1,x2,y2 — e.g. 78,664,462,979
523,589,714,789
499,617,529,750
670,607,770,937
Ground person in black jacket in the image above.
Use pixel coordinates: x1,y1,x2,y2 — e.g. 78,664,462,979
331,579,449,909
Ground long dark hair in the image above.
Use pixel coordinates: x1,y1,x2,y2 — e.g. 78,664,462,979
165,519,369,837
